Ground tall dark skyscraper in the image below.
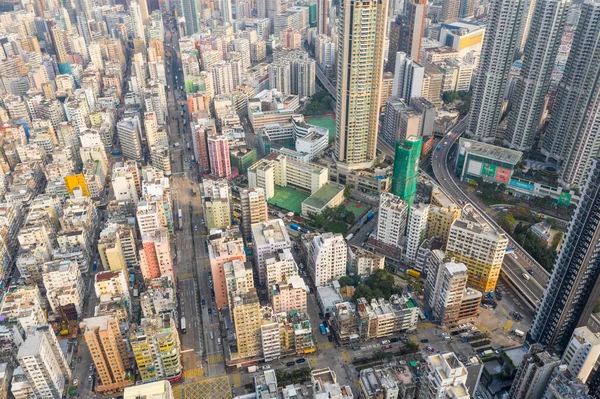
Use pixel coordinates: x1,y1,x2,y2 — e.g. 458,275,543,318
528,157,600,350
467,0,524,142
504,0,568,151
542,0,600,189
386,0,425,71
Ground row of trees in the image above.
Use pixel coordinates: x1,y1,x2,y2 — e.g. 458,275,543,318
303,90,334,116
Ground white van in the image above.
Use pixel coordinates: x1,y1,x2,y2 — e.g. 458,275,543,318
210,331,214,340
217,338,222,345
522,272,530,281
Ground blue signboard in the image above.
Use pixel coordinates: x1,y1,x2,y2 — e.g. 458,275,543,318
509,178,535,192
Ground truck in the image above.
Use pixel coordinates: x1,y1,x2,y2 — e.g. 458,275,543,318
407,269,421,278
174,142,180,148
290,223,300,231
111,150,121,156
178,209,183,231
366,211,375,221
345,233,354,241
514,329,525,338
180,317,187,334
320,325,327,335
248,365,258,373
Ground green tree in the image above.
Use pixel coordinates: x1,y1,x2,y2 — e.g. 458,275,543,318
344,184,352,198
443,91,460,104
498,213,517,234
339,276,352,287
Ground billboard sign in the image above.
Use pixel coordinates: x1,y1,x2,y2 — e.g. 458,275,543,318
509,178,535,192
495,167,511,183
482,163,497,178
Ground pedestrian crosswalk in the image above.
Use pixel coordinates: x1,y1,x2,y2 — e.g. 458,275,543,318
184,367,204,379
504,319,514,333
232,372,242,388
417,322,436,330
178,272,193,279
208,353,224,364
173,385,184,399
316,341,334,350
342,350,351,363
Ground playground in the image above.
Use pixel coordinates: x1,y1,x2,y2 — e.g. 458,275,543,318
344,199,370,221
306,115,336,143
267,186,310,215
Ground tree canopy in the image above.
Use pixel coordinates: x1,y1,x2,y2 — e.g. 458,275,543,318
352,269,403,302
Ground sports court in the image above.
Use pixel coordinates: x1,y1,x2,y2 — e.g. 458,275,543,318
306,115,336,143
344,200,370,220
268,186,310,215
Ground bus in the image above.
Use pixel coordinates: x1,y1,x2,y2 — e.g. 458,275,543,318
180,317,187,334
178,209,183,231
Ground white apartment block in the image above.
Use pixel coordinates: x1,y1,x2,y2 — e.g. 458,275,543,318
42,259,84,316
377,193,408,248
348,246,385,276
562,327,600,384
17,329,70,399
295,129,328,160
137,201,162,236
427,262,468,324
405,203,429,262
264,248,298,286
420,353,469,399
251,219,292,286
308,233,347,287
0,285,46,330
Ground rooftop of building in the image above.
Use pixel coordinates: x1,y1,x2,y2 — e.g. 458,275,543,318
441,19,486,32
427,46,459,55
95,270,122,282
452,211,506,241
251,219,290,247
459,138,522,165
302,183,344,210
123,380,173,399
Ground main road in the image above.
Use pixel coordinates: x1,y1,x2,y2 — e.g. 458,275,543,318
164,18,226,380
430,118,550,309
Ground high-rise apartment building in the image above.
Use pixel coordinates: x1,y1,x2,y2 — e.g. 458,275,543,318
264,249,298,286
542,0,600,189
420,353,469,399
377,192,409,249
201,179,231,230
130,314,182,383
180,0,199,35
82,315,133,391
424,261,481,324
446,212,508,293
240,188,268,237
335,0,388,169
508,345,560,399
440,0,476,22
232,290,262,360
528,157,600,350
17,328,71,399
207,135,232,178
504,0,568,151
308,233,347,287
391,137,422,206
252,219,292,286
467,0,524,142
392,53,424,104
562,327,600,385
209,228,246,310
318,0,329,35
117,116,143,162
405,203,429,262
139,229,173,282
50,25,71,75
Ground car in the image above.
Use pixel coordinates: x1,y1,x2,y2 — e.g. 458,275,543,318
425,346,435,352
286,362,296,367
381,340,391,345
522,272,531,280
382,345,392,350
88,375,93,381
201,299,205,306
420,339,429,343
73,378,78,386
296,358,306,363
390,338,399,343
262,365,271,370
327,335,333,342
528,269,534,275
208,308,212,314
